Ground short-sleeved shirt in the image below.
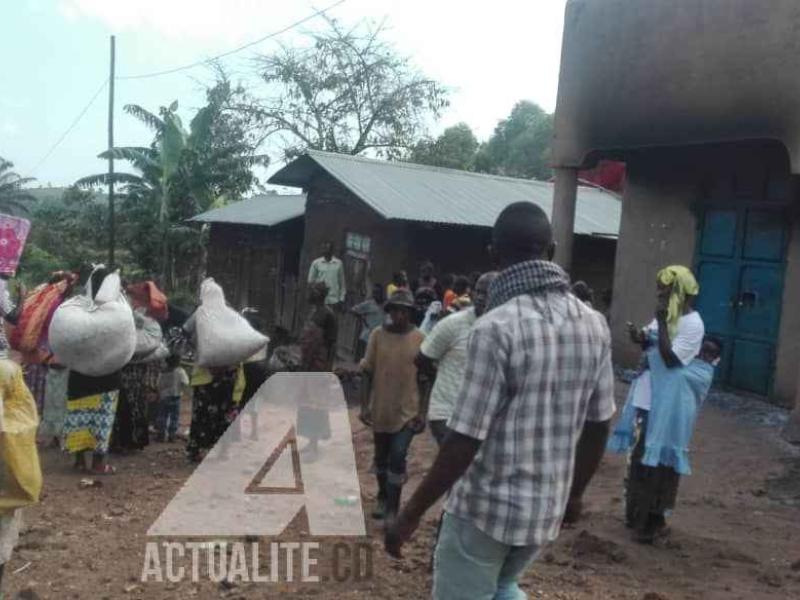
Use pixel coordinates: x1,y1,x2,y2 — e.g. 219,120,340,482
159,367,189,399
445,291,616,547
420,308,476,422
632,312,705,411
362,327,425,433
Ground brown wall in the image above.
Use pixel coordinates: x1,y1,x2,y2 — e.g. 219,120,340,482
301,175,617,301
300,173,410,299
773,196,800,404
610,159,699,369
206,218,304,331
554,0,800,172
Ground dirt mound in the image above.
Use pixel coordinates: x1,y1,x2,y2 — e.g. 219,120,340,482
570,530,627,564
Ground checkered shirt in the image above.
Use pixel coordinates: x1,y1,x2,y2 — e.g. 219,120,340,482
445,269,616,546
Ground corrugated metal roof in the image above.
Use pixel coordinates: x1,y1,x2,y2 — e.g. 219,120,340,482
268,150,621,237
191,194,305,226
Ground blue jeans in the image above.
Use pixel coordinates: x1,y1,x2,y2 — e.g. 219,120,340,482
433,512,541,600
157,395,181,438
373,425,415,483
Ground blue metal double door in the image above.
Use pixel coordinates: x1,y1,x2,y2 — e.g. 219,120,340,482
695,206,787,395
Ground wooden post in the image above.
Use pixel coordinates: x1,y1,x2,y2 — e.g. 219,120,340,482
552,167,579,271
107,35,116,268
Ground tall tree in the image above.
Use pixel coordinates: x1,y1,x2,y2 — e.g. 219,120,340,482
21,187,109,284
77,81,266,289
0,158,35,215
476,101,554,180
409,123,479,171
244,16,449,160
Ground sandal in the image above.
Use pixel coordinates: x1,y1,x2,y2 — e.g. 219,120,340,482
91,464,117,476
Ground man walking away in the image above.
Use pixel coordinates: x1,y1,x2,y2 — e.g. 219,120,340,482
416,272,498,447
386,202,615,600
307,242,346,311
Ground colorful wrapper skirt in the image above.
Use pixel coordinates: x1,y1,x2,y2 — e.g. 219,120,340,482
62,390,119,454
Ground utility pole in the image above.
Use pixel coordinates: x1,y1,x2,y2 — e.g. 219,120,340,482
107,35,116,268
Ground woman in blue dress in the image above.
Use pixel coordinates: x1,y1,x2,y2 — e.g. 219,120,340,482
609,266,720,543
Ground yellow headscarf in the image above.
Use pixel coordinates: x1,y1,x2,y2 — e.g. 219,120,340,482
656,266,699,339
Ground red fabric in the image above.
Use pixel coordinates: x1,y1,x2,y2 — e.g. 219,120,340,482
443,289,457,309
11,274,76,357
579,160,626,193
127,281,169,322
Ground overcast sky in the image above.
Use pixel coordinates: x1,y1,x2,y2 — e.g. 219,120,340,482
2,0,567,189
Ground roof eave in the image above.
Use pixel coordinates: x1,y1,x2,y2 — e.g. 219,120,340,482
267,155,321,188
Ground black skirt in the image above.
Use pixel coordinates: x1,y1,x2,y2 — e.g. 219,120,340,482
625,409,681,530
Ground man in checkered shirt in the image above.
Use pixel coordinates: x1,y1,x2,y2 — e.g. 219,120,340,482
386,202,616,600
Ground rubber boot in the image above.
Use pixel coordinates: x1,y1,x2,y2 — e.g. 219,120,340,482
385,482,403,524
372,472,388,520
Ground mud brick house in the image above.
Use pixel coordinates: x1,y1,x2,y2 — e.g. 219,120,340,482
273,151,620,357
550,0,800,406
195,150,621,358
192,194,306,332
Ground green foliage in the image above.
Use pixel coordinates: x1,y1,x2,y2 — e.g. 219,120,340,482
19,186,109,284
246,16,449,160
0,157,35,216
75,80,265,290
476,101,554,180
409,123,479,171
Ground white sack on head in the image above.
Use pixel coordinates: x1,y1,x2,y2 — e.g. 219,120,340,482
195,278,269,368
48,270,137,377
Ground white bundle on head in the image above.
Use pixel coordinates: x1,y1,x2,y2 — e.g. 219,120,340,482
48,268,137,377
194,278,269,368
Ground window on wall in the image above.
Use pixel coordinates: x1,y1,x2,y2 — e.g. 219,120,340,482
345,232,371,255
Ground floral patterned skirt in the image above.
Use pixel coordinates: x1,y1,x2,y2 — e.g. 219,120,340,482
111,363,158,452
186,372,237,460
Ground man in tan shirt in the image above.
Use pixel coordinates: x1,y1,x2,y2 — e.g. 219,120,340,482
360,289,426,522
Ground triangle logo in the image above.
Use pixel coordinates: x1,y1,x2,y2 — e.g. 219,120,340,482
245,427,304,494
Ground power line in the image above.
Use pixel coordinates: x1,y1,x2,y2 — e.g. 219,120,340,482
118,0,346,81
31,2,345,177
32,78,108,175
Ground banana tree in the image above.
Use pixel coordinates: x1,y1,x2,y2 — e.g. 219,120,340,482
0,158,36,216
77,84,267,289
78,103,199,285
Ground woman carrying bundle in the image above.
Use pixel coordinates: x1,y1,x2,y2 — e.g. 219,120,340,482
182,303,247,463
61,267,122,475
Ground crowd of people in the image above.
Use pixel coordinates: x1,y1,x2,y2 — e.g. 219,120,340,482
336,203,719,598
0,201,723,599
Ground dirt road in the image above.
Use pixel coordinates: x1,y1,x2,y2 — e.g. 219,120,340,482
4,383,800,599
